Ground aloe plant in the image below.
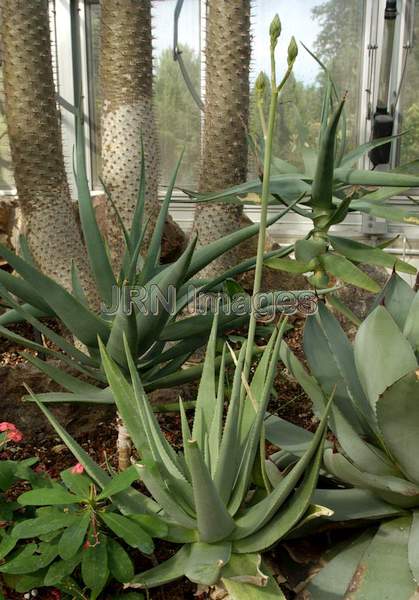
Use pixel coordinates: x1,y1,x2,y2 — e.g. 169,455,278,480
0,105,296,405
266,273,419,599
25,313,331,598
189,51,419,299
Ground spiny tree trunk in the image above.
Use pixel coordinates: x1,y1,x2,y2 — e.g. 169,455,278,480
0,0,95,299
100,0,160,269
193,0,251,277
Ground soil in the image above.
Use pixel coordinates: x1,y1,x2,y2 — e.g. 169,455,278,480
0,318,336,599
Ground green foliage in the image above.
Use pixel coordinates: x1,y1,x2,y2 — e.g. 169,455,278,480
0,108,292,405
266,274,419,598
0,463,164,598
25,315,332,595
195,56,419,294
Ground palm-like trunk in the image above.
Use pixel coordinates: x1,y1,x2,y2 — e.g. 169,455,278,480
100,0,160,268
193,0,251,277
0,0,95,299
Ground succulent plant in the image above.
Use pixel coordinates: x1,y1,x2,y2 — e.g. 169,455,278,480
266,273,419,599
25,313,332,598
0,108,296,404
190,57,419,299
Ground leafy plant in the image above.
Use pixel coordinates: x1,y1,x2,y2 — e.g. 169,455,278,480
23,313,332,599
189,51,419,298
0,461,158,599
266,273,419,599
0,105,296,406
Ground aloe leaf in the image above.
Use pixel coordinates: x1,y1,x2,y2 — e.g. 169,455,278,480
106,286,138,369
0,247,110,347
320,253,380,293
74,107,116,306
239,328,278,444
376,371,419,486
99,176,132,253
279,340,326,417
265,415,314,458
161,311,243,341
354,306,417,410
408,511,419,584
222,553,285,599
311,98,345,210
184,438,235,543
403,292,419,353
233,394,332,539
136,237,197,354
371,272,415,330
128,545,191,589
0,267,50,312
192,311,219,451
208,345,227,474
0,304,52,326
340,132,404,168
328,235,416,275
233,434,325,553
295,239,327,263
303,530,375,599
119,337,188,482
311,488,403,522
134,462,196,529
351,200,419,226
98,338,150,459
0,286,98,367
21,352,101,395
185,541,231,586
71,261,88,306
186,210,294,279
323,449,419,506
213,344,247,504
28,391,114,404
141,151,184,283
306,303,375,431
334,166,419,188
129,138,146,249
340,517,415,598
264,257,310,273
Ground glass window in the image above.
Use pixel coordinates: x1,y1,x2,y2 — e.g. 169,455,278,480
399,0,419,165
250,0,366,173
85,0,201,189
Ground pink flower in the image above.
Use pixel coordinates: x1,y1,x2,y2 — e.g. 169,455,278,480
0,422,17,432
83,539,91,550
71,463,84,475
6,429,23,443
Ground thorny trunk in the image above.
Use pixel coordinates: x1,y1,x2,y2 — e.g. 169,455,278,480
193,0,251,277
0,0,96,302
100,0,160,270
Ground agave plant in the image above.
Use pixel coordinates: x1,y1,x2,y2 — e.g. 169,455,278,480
189,52,419,302
0,104,298,404
25,312,332,599
266,273,419,599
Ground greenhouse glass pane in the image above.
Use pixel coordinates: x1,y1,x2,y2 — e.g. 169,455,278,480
85,0,201,188
399,0,419,165
250,0,366,173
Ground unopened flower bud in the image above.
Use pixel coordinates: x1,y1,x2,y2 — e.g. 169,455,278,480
255,71,267,99
270,14,282,48
288,36,298,66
